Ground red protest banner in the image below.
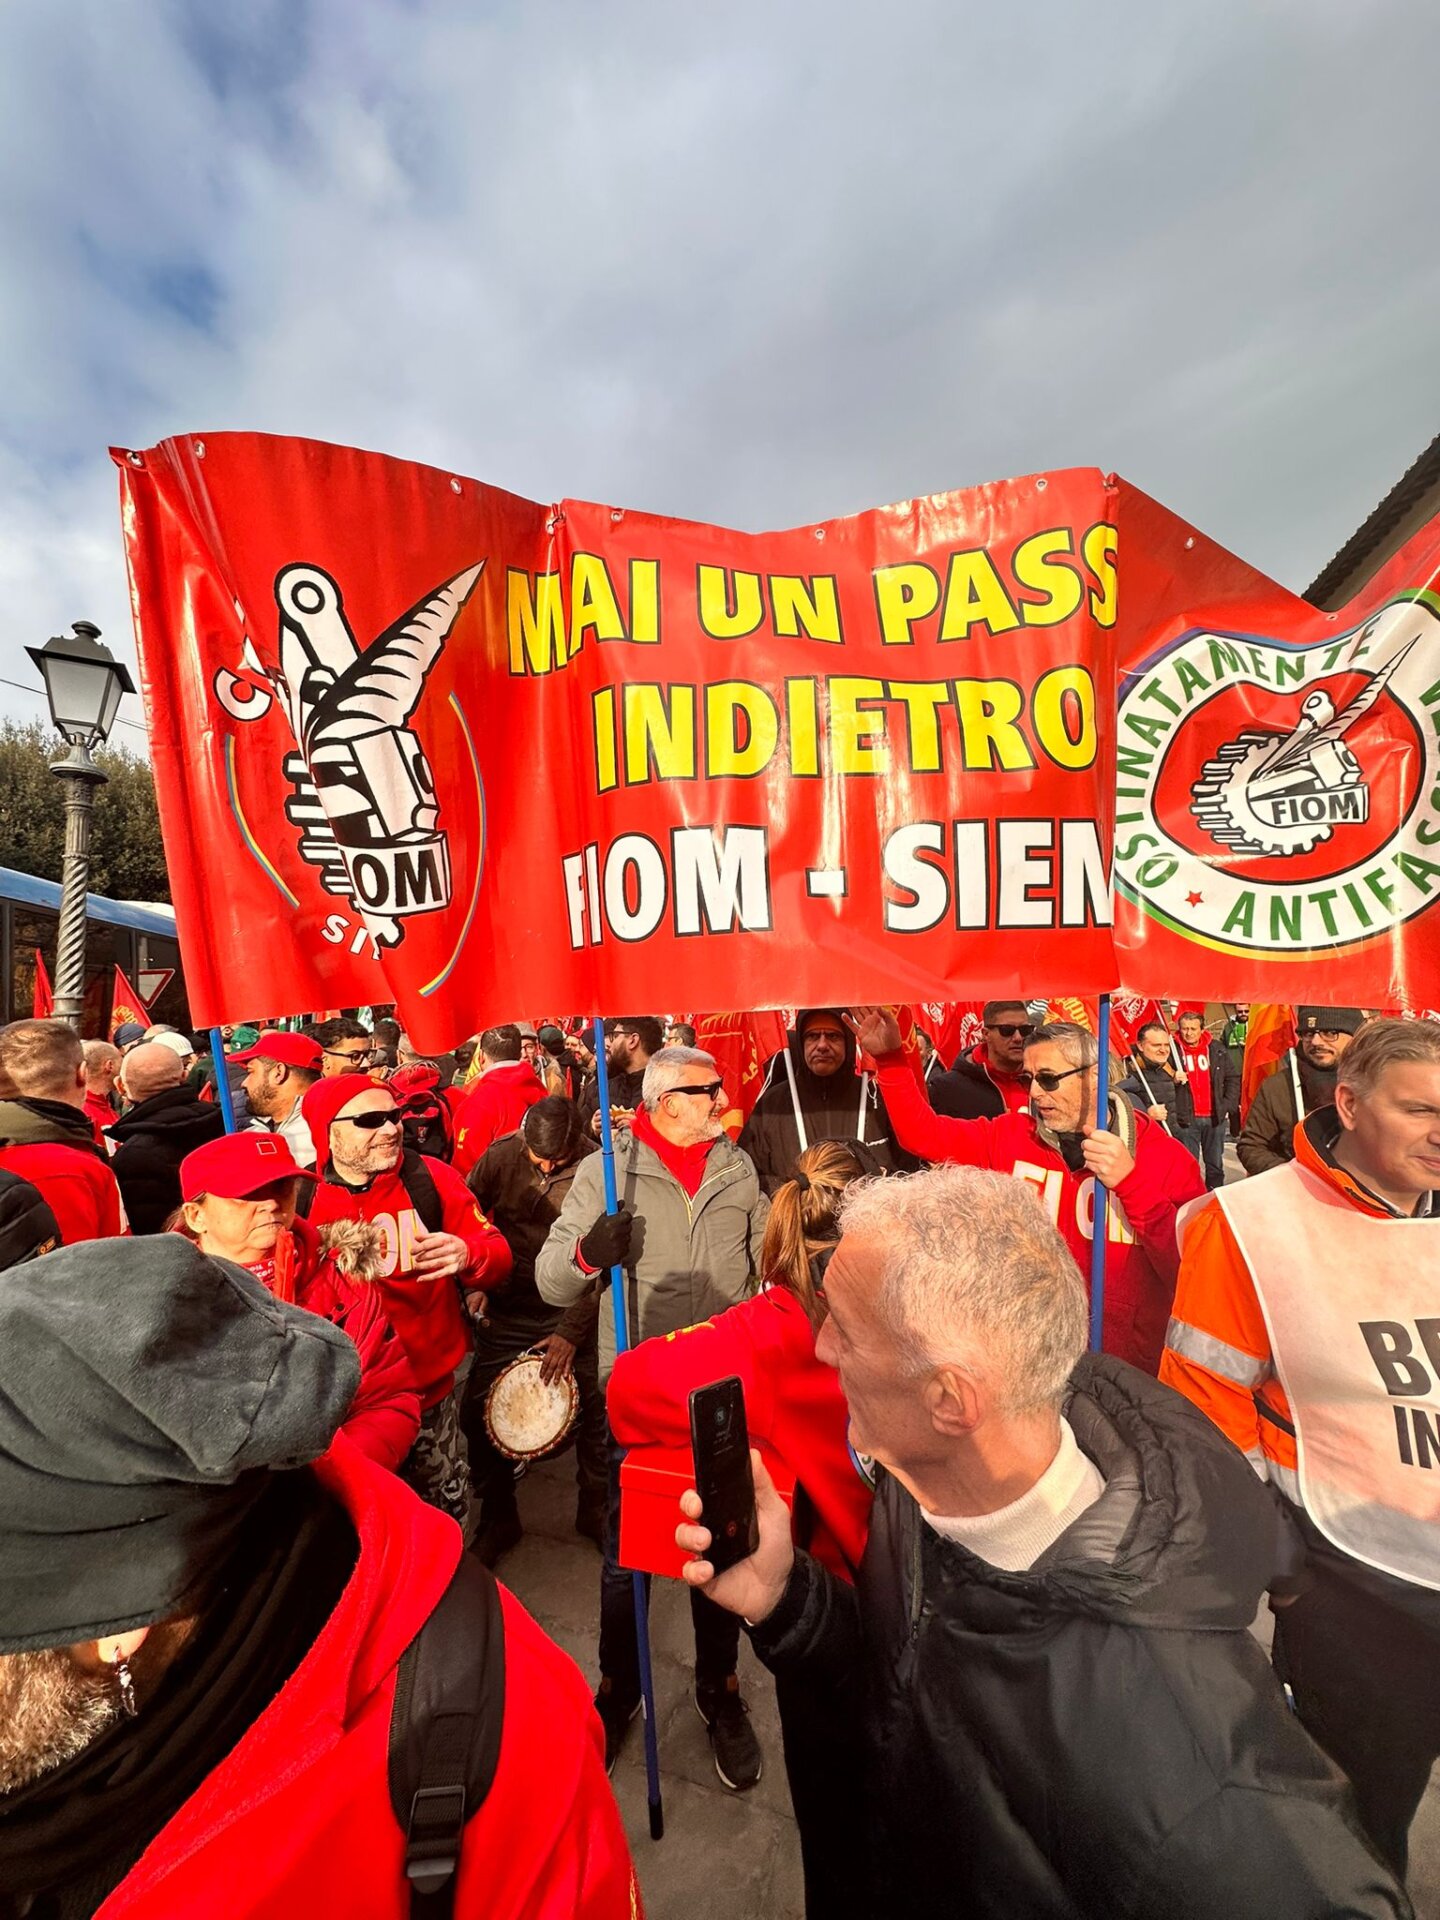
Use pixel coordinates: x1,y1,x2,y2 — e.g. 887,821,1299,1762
1112,479,1440,1007
116,436,1440,1043
117,435,1119,1048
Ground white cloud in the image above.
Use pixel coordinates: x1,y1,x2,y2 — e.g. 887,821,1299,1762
2,0,1440,739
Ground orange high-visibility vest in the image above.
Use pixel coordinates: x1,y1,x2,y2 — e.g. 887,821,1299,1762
1217,1160,1440,1592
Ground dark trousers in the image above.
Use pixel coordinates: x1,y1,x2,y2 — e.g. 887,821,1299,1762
773,1662,869,1919
1195,1116,1227,1188
1273,1560,1440,1878
460,1313,607,1520
599,1434,740,1701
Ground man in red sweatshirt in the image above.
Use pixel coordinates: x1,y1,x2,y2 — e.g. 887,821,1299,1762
0,1235,638,1918
0,1019,124,1243
452,1024,547,1177
849,1010,1204,1372
303,1074,511,1526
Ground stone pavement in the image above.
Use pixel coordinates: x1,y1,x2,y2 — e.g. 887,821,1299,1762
502,1431,1439,1919
499,1451,804,1920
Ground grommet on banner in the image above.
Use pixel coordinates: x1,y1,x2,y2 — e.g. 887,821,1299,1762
1035,476,1048,491
813,527,826,541
610,508,624,523
194,441,206,458
1184,536,1195,550
450,478,462,494
126,450,143,467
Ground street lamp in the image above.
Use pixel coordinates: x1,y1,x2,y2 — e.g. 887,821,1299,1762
25,622,137,1029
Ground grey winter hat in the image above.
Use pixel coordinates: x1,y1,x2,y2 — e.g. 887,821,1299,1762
0,1236,360,1652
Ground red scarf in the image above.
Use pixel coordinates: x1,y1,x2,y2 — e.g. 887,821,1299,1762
631,1106,715,1197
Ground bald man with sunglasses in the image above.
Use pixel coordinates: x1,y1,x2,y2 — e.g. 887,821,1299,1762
850,1012,1204,1373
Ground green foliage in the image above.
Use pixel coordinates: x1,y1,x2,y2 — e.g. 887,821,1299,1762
0,721,171,903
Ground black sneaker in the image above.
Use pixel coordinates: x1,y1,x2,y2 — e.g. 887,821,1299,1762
594,1679,641,1776
695,1675,762,1791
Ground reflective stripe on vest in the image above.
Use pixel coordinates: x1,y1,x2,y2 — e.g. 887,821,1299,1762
1218,1160,1440,1591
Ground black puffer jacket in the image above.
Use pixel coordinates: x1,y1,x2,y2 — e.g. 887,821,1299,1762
108,1087,227,1235
750,1355,1406,1919
738,1009,915,1193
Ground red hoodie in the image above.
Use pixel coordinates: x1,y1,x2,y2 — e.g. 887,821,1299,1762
608,1287,871,1580
0,1139,125,1244
95,1440,639,1919
452,1062,545,1176
306,1159,511,1406
876,1053,1205,1372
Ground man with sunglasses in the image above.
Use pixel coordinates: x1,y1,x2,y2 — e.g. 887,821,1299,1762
926,1000,1036,1120
538,1046,770,1789
851,1009,1204,1373
303,1075,512,1526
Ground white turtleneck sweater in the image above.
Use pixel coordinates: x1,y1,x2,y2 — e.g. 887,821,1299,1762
921,1418,1105,1572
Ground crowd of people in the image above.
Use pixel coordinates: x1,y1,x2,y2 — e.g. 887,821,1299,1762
0,994,1434,1916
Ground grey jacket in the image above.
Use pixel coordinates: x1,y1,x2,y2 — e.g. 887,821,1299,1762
536,1129,770,1377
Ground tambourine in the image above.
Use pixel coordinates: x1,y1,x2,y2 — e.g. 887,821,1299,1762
483,1350,580,1462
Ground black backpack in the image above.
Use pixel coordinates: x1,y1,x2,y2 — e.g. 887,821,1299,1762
389,1551,506,1917
0,1168,62,1269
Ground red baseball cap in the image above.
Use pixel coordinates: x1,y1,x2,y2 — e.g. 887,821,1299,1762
229,1030,323,1070
179,1131,317,1202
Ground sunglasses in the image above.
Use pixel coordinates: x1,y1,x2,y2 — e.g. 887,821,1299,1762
1016,1065,1088,1093
336,1109,402,1131
988,1023,1035,1039
667,1079,725,1100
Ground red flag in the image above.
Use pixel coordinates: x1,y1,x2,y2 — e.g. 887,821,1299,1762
31,950,53,1019
909,1002,986,1069
1110,995,1163,1057
692,1011,791,1137
1044,997,1098,1034
1241,1004,1296,1118
109,965,148,1040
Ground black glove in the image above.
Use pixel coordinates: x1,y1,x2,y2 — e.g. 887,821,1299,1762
579,1206,634,1271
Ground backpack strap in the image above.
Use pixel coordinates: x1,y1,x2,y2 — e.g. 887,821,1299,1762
400,1150,446,1234
387,1551,506,1918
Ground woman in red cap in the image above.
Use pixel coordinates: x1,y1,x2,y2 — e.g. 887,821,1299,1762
173,1132,421,1471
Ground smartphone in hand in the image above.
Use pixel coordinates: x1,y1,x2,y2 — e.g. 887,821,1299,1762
689,1376,759,1574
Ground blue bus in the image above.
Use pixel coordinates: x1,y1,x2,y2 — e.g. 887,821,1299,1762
0,866,189,1035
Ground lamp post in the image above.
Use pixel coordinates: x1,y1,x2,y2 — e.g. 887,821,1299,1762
25,622,136,1029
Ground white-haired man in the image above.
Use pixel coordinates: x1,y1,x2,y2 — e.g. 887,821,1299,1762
679,1166,1406,1919
538,1045,770,1789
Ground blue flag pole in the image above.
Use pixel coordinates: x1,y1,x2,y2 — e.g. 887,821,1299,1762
209,1027,238,1134
592,1016,665,1841
1089,993,1111,1352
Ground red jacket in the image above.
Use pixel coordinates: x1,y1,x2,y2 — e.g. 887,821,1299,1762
85,1090,118,1143
453,1063,545,1177
0,1141,125,1244
876,1055,1204,1371
607,1287,871,1580
306,1158,511,1406
96,1440,640,1919
263,1219,422,1472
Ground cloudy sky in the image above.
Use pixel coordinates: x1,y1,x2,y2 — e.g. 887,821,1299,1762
2,0,1438,744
